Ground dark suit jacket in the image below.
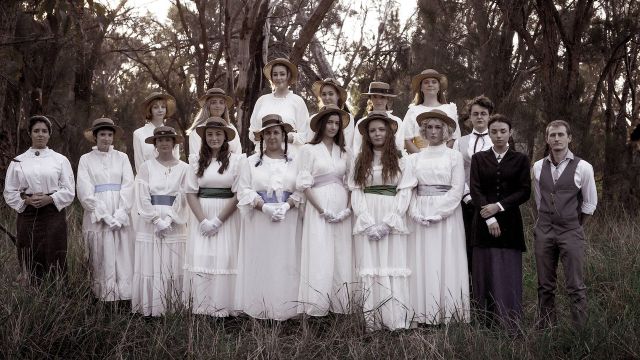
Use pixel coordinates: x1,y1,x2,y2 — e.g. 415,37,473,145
470,148,531,251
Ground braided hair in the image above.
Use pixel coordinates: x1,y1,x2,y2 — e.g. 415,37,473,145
255,126,289,166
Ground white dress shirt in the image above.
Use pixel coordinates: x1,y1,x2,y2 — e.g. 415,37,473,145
532,150,597,215
453,130,493,203
3,147,76,213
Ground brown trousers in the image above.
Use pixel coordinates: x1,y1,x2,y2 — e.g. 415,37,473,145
534,225,587,327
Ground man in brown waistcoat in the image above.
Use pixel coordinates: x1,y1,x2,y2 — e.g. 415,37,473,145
532,120,598,328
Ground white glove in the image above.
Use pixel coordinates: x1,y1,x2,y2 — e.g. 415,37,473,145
273,202,291,221
103,215,122,231
321,209,337,222
365,225,382,241
113,208,129,227
153,217,172,237
424,215,443,224
199,219,217,237
411,214,431,227
328,208,351,223
375,223,391,238
262,203,282,222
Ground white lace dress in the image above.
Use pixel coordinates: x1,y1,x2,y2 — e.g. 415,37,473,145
296,143,354,316
235,153,303,320
77,146,135,301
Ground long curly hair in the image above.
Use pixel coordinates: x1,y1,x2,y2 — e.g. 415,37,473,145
308,112,346,153
197,133,231,177
353,120,400,188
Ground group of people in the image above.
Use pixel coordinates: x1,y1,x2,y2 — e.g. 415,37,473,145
3,58,597,333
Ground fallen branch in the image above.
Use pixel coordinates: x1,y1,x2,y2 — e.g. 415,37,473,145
0,223,16,246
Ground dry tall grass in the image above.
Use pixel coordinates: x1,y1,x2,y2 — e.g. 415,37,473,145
0,203,638,359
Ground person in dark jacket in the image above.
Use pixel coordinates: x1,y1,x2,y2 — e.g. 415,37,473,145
470,114,531,332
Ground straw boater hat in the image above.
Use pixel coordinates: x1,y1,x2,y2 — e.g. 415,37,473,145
411,69,448,95
253,114,294,141
312,78,348,105
195,117,236,141
363,81,397,97
197,88,234,108
310,105,350,133
357,110,398,135
141,92,177,118
415,109,457,132
144,126,184,144
83,117,124,142
263,58,299,85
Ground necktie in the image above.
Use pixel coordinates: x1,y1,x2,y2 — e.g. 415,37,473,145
473,133,488,153
496,154,502,163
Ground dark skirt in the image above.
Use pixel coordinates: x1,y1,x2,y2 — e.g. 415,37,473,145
16,204,68,280
472,246,522,330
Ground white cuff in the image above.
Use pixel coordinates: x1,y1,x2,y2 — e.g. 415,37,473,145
463,194,472,204
497,202,505,212
485,217,497,226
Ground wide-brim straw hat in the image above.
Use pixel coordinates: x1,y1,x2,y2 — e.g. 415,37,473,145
144,125,184,144
263,58,299,85
254,114,294,141
195,117,236,141
198,88,234,108
310,105,350,133
362,81,397,97
411,69,448,95
83,117,124,142
415,109,457,132
357,110,398,135
312,78,348,105
141,92,177,118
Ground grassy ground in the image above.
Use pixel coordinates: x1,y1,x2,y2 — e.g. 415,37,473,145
0,203,638,359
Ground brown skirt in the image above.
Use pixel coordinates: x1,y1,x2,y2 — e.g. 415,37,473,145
16,204,68,280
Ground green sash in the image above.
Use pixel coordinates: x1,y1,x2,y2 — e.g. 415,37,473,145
198,187,234,199
363,185,397,196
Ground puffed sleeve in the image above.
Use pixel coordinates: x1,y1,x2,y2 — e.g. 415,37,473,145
348,165,375,235
3,160,27,213
185,162,199,194
248,96,264,145
295,145,315,191
114,152,135,226
133,130,145,173
76,156,110,223
236,156,261,215
430,151,464,219
446,103,461,140
403,106,418,140
50,155,75,211
188,131,201,164
231,154,247,194
290,96,311,145
382,157,411,234
228,124,242,154
135,162,158,223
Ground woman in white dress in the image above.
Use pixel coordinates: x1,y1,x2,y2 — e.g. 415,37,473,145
236,114,303,320
184,118,244,317
249,58,309,155
353,81,404,153
186,88,242,163
349,111,413,331
406,110,470,325
132,126,190,316
309,78,355,149
77,118,135,301
297,105,354,316
133,92,181,172
403,69,460,153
